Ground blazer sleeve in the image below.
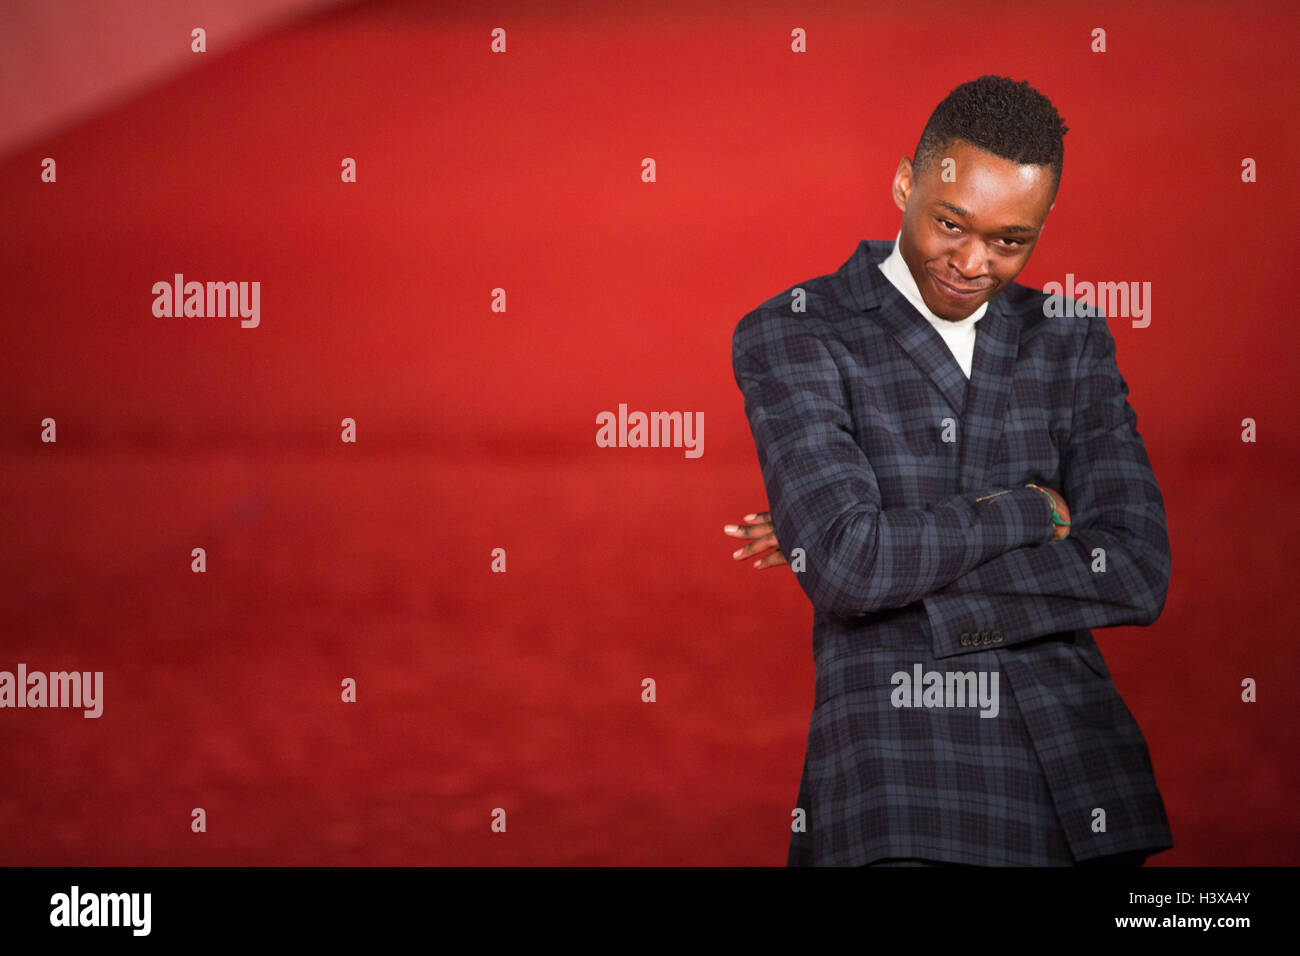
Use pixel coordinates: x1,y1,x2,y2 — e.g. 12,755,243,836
733,309,1054,618
923,310,1172,659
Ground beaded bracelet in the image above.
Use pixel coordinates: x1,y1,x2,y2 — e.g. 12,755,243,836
975,485,1071,529
1024,483,1071,526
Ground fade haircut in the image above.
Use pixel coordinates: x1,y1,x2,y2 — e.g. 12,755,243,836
913,75,1068,195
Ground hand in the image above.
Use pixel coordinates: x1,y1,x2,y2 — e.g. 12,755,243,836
723,510,787,569
1035,485,1072,541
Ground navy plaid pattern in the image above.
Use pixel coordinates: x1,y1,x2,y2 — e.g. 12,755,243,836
733,239,1173,866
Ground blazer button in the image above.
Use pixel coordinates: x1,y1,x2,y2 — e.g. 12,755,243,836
993,630,1003,643
960,633,971,646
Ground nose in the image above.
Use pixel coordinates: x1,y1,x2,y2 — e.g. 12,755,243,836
948,237,988,280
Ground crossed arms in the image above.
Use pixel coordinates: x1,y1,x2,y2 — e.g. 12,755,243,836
728,309,1171,659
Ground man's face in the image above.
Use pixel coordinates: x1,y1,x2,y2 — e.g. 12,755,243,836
892,138,1055,320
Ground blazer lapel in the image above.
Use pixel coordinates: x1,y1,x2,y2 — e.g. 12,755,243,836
872,291,970,418
956,293,1020,493
841,240,968,416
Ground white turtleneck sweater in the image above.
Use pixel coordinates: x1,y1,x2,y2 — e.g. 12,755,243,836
877,232,987,379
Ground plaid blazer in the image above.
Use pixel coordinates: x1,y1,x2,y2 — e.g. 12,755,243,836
732,238,1174,866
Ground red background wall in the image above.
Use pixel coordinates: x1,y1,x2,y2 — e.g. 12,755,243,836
1,0,1296,865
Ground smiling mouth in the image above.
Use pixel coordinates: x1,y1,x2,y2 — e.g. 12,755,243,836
931,274,990,297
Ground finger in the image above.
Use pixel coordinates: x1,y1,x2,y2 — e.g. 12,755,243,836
733,533,779,559
752,549,788,569
723,520,775,539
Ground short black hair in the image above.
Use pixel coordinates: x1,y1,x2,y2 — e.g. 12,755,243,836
913,75,1068,194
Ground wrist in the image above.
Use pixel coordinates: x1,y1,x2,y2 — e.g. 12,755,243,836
973,486,1056,546
1024,483,1070,530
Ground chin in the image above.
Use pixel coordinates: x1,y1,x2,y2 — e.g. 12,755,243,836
925,299,975,321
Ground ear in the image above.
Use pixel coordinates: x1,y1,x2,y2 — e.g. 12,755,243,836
892,157,913,213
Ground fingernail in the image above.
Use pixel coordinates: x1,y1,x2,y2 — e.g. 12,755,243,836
743,513,758,521
753,559,762,567
723,524,738,533
733,548,744,558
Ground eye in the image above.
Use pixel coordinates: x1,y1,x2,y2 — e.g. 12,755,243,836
996,237,1024,247
936,217,960,232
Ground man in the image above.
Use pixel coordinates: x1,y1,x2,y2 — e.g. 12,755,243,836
727,76,1172,867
